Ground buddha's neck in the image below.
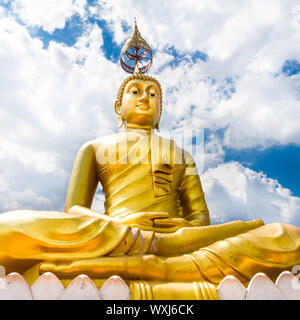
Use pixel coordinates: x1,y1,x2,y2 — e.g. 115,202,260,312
125,125,154,135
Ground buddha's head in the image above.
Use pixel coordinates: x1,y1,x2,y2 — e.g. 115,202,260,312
115,74,162,130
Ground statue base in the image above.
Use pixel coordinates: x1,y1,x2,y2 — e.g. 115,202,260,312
0,270,299,300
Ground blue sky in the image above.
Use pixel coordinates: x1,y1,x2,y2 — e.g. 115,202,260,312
0,0,300,226
225,145,300,196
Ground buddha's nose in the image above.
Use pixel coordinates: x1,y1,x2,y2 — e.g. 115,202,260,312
139,91,149,103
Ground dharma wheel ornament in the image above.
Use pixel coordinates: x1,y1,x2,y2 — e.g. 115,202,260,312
120,18,153,74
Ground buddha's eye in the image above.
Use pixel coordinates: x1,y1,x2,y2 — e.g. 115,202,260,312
150,93,156,97
131,90,138,94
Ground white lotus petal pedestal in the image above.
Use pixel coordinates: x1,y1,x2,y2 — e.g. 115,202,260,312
275,271,300,300
31,272,64,300
0,271,299,300
60,275,100,300
99,275,130,300
0,273,32,300
217,275,247,300
246,273,285,300
217,271,300,300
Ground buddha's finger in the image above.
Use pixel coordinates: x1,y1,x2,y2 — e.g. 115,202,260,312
129,223,180,233
129,223,156,231
141,212,169,219
154,220,181,227
154,218,192,227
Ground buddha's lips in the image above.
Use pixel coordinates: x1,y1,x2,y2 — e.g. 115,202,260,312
137,104,150,111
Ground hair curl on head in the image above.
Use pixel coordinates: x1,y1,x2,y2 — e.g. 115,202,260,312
115,74,163,129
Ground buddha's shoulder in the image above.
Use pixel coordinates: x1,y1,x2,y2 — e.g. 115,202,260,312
157,135,191,154
79,133,127,151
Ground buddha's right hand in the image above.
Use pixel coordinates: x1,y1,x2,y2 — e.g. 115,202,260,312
117,212,169,229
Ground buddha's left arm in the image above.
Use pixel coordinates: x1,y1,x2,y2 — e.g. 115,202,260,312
178,152,210,226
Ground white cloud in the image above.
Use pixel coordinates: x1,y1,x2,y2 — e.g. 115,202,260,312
0,10,122,212
0,1,299,229
202,162,300,226
0,179,52,212
215,73,300,149
0,138,57,174
5,1,300,149
12,0,87,33
92,0,300,149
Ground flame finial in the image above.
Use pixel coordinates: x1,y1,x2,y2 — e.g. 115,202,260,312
120,18,153,74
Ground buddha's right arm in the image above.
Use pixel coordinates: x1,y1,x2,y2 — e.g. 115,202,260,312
64,142,112,221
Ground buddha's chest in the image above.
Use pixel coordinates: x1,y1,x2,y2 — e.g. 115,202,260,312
94,134,186,197
96,156,183,192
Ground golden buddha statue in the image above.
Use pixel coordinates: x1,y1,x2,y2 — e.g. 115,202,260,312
0,21,299,300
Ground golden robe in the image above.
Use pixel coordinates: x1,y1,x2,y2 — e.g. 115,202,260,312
65,131,210,226
0,131,299,300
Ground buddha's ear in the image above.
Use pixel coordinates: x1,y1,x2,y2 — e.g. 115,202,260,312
114,101,124,128
155,104,161,131
114,101,121,115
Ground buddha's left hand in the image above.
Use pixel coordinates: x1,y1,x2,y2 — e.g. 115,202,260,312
116,213,194,233
117,212,169,229
153,217,194,232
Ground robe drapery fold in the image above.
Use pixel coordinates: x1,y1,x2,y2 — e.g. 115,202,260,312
95,132,210,224
0,210,130,274
33,222,300,286
0,208,299,299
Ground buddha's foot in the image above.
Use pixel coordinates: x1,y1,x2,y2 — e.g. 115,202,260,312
39,254,168,281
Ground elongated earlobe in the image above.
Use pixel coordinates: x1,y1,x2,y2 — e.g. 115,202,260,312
117,116,124,128
114,101,121,115
155,107,161,131
115,101,124,128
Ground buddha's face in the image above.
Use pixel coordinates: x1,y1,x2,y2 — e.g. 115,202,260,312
116,79,161,129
